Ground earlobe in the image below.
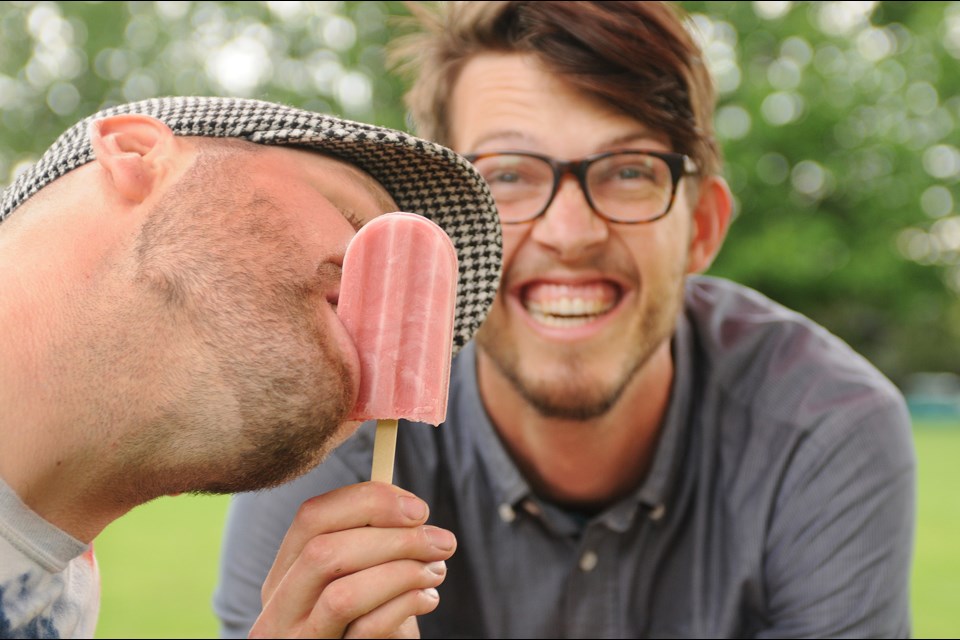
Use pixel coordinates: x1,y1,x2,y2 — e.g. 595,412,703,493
89,115,175,205
687,176,733,274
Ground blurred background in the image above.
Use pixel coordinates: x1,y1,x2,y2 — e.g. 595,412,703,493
0,1,957,638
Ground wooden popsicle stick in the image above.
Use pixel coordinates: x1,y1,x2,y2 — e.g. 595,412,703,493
371,418,399,483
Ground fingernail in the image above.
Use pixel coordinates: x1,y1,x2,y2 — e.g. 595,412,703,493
422,587,439,600
424,526,456,551
426,560,447,576
399,495,427,520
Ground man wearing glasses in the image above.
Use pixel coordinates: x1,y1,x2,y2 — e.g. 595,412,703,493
464,150,697,227
216,2,915,638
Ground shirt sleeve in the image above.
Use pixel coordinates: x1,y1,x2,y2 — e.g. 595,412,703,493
758,396,916,639
0,479,100,639
212,452,365,639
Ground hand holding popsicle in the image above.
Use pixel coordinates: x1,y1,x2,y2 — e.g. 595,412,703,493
251,483,456,638
337,212,459,483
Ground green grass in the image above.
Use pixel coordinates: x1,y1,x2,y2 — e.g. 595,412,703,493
93,493,231,639
910,421,960,639
91,422,960,638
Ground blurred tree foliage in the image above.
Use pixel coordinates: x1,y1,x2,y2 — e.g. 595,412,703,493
0,1,958,386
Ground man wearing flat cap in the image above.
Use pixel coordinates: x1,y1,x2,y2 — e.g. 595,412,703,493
0,96,501,638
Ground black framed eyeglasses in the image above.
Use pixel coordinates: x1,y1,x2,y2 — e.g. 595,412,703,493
464,150,698,224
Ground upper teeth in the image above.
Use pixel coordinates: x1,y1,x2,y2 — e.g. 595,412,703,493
527,297,611,317
522,283,618,327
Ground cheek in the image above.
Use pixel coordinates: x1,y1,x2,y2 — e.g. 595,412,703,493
499,225,527,272
296,212,354,257
623,220,692,277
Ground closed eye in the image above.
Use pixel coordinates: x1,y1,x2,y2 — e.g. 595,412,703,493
341,208,365,231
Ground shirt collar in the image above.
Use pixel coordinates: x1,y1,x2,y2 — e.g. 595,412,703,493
582,312,695,533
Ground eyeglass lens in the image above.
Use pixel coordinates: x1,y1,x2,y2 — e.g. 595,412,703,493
470,152,675,223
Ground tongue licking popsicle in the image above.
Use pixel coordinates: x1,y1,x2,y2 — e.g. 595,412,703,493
337,212,459,483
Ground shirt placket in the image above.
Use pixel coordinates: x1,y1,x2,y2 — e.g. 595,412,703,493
562,522,623,639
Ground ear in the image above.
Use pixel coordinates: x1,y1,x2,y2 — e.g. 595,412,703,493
88,114,176,205
686,175,733,274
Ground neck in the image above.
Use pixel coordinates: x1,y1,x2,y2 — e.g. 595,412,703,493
477,341,674,511
0,207,161,543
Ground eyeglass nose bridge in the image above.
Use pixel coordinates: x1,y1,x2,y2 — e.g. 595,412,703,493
539,157,603,221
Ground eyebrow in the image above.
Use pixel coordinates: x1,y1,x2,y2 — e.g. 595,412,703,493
469,129,529,151
468,129,665,153
603,131,668,149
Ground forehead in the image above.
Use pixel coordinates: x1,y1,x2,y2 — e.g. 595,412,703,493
451,53,670,155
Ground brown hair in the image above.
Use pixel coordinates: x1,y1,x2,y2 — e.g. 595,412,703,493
391,1,722,177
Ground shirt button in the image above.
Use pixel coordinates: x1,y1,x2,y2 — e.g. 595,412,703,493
579,550,599,572
498,503,516,523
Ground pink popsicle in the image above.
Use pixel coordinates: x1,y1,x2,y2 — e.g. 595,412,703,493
337,212,459,482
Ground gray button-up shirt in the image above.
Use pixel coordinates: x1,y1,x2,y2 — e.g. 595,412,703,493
214,276,915,639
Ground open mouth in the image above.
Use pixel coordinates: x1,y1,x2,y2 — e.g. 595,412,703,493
522,282,621,328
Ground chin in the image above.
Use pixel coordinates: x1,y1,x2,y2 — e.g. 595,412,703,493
200,420,351,495
523,381,625,420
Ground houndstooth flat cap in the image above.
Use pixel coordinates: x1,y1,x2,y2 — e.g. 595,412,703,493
0,96,502,356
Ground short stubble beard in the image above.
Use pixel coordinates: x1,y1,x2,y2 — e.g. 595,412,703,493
118,149,357,498
475,279,686,422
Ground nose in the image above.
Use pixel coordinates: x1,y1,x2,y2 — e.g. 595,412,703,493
529,175,609,260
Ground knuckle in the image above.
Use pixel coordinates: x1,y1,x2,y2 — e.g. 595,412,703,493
294,495,325,525
301,536,337,568
343,617,377,639
319,579,360,622
357,479,387,498
345,481,392,514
